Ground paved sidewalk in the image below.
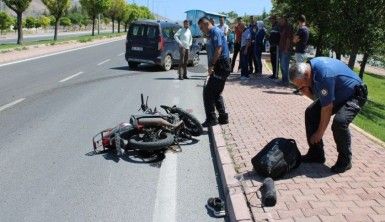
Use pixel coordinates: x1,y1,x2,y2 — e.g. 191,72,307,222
211,62,385,221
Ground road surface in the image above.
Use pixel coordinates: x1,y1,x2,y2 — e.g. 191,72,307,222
0,39,226,222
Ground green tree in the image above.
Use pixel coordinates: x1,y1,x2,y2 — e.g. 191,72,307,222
68,12,86,30
115,2,127,33
39,16,51,29
42,0,71,41
107,0,125,33
1,0,32,44
25,16,35,29
219,11,238,20
80,0,111,36
60,17,72,29
0,12,13,35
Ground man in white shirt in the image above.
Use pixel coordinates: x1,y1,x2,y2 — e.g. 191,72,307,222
174,20,193,80
218,16,229,40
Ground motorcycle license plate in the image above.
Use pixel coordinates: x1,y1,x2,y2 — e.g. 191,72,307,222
132,47,143,51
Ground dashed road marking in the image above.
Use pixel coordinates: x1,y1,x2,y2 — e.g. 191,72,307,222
97,59,111,66
59,72,84,83
0,98,25,112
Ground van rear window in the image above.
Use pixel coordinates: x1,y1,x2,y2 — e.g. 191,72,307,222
129,25,158,38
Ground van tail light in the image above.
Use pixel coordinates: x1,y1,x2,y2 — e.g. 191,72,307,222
158,36,164,51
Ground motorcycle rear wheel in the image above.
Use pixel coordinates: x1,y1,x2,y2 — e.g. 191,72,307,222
128,132,175,150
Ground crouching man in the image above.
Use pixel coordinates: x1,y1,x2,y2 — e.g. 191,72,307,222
289,57,368,173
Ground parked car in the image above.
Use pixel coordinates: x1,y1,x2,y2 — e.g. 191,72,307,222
125,20,200,71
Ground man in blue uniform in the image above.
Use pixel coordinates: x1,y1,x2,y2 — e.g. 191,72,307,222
198,17,230,127
289,58,368,173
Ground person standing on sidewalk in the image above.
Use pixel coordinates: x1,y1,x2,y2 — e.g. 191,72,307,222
254,21,266,75
248,16,258,74
289,58,368,173
231,17,246,72
240,26,251,80
279,16,293,85
198,17,230,127
218,16,229,40
293,15,309,63
268,15,280,79
174,20,193,80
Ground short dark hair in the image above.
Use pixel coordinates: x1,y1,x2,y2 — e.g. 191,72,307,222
237,17,242,21
198,16,210,24
183,19,189,23
298,14,306,23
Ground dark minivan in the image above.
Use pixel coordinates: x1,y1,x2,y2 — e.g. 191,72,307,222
125,20,200,71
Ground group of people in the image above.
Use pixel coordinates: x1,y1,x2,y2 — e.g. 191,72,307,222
175,14,368,174
232,16,267,80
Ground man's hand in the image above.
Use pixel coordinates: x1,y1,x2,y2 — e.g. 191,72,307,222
208,66,214,76
293,35,300,43
310,131,323,144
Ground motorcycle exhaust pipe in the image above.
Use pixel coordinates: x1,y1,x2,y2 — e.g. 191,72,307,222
138,118,183,128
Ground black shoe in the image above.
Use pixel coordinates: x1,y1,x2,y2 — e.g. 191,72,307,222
301,153,326,164
331,161,352,173
178,76,183,80
183,76,189,79
206,197,226,217
218,113,229,125
269,75,277,79
202,119,218,128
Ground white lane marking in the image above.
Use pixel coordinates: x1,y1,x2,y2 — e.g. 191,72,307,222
0,39,123,68
152,152,178,222
117,53,124,56
59,72,83,83
97,59,111,66
0,98,25,112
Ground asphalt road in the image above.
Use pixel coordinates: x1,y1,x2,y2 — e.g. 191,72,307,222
0,30,111,44
0,40,226,222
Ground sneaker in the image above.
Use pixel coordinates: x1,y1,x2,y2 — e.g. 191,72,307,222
218,113,229,125
206,197,226,217
301,153,326,164
331,161,352,173
202,119,218,128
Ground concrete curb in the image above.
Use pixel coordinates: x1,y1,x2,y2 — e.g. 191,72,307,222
209,125,254,222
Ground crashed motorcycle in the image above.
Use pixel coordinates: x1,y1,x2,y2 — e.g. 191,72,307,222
92,94,203,156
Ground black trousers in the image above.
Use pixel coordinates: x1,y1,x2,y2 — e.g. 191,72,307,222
270,45,278,77
248,43,258,73
203,76,227,121
178,47,189,78
305,85,367,164
231,42,241,71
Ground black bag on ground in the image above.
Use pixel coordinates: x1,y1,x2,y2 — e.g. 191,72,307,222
251,138,301,179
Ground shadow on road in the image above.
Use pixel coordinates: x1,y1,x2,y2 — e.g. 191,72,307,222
111,64,175,73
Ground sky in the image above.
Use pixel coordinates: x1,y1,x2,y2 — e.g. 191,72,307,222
128,0,272,21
